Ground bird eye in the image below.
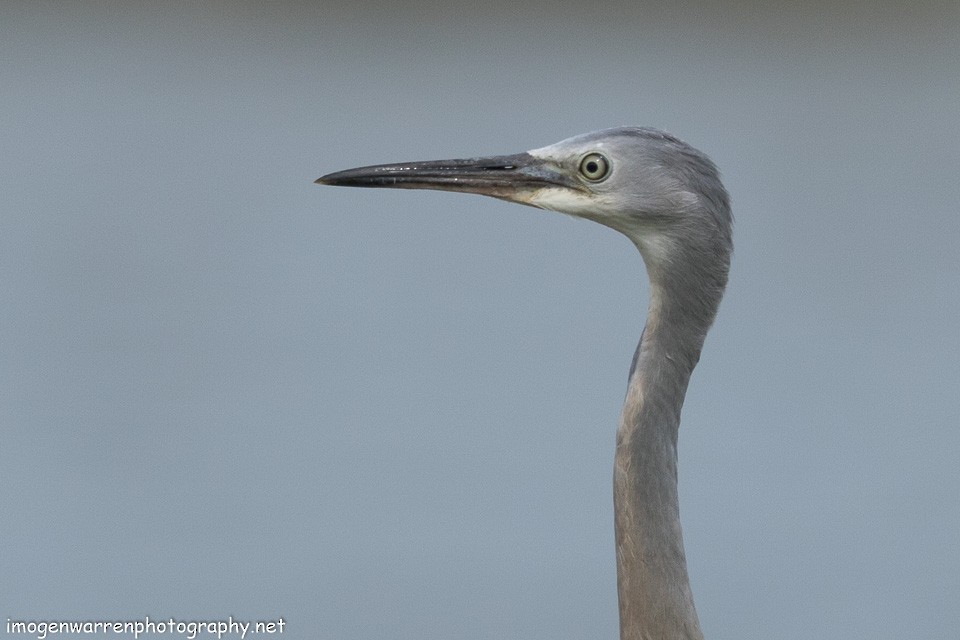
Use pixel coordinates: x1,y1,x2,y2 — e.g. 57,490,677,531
579,153,610,182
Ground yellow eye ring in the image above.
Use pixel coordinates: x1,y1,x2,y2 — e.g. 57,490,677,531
579,153,610,182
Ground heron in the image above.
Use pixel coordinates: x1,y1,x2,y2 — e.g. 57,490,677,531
317,127,732,640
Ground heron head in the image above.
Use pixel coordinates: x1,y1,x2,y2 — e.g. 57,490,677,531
519,128,732,264
317,127,731,274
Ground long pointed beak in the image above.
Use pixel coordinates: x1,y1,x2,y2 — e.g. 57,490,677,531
315,152,579,204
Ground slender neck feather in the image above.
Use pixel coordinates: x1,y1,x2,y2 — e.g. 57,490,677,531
614,236,729,640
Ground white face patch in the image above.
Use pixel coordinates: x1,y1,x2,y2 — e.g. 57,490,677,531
527,144,559,160
519,186,599,215
523,143,612,215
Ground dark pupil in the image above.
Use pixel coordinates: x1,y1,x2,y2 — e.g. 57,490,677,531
586,160,599,174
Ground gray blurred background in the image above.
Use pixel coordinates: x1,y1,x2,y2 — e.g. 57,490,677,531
2,2,958,639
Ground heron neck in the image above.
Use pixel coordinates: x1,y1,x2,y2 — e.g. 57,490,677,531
614,281,715,640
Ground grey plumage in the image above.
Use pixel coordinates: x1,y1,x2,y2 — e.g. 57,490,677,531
317,127,733,640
